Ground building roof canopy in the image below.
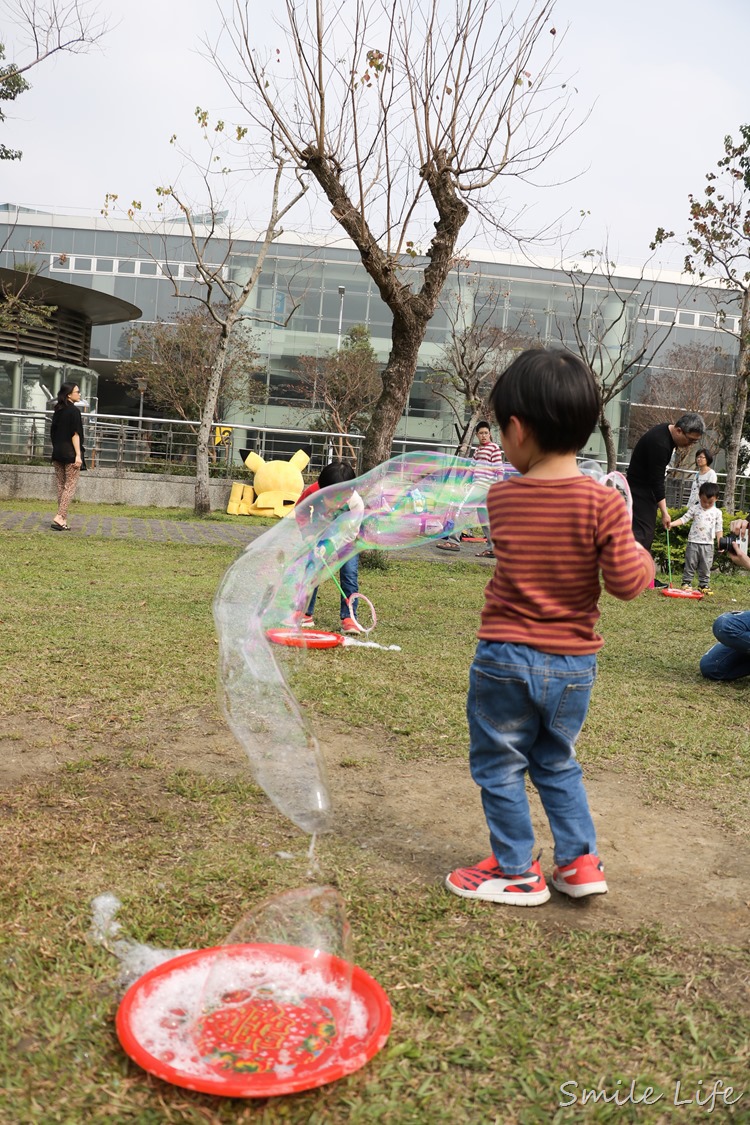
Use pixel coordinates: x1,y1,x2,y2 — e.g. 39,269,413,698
0,267,141,326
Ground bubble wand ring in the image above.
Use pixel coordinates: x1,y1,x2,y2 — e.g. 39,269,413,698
314,546,377,635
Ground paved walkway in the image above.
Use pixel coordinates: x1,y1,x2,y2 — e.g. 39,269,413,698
0,508,494,562
0,508,261,547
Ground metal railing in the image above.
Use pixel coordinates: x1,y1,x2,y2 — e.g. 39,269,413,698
0,408,457,479
665,467,750,512
3,407,748,511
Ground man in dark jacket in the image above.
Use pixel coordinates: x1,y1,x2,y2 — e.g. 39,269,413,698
626,413,705,586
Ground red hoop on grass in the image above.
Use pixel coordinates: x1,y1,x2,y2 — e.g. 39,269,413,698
266,628,344,649
661,586,704,599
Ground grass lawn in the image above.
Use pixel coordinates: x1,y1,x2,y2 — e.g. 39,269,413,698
1,527,749,1123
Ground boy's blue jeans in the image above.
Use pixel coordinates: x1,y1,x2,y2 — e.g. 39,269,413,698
700,611,750,681
468,641,599,873
306,556,359,620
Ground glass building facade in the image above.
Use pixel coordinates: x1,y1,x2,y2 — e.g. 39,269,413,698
0,205,740,461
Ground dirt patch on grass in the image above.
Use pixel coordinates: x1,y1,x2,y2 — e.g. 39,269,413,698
320,722,750,945
2,708,748,947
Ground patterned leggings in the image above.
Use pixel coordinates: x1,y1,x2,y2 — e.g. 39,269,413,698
53,462,81,522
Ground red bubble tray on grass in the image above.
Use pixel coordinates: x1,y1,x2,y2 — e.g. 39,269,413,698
116,943,392,1098
266,627,344,649
661,586,704,599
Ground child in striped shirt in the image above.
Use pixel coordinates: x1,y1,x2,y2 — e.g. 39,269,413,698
435,422,504,555
446,348,654,907
472,421,504,557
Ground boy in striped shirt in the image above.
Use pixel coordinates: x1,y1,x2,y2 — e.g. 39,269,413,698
472,422,505,557
446,349,654,906
435,422,504,555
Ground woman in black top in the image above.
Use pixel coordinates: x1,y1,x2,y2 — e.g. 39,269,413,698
50,381,86,530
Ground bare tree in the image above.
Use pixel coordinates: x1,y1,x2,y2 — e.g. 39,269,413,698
104,136,307,515
0,231,69,356
0,1,106,160
115,305,265,428
629,342,731,460
207,0,575,470
556,249,685,470
0,0,106,81
294,325,381,461
0,237,56,332
426,269,533,454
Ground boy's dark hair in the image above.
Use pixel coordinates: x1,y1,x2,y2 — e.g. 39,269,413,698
318,459,356,489
696,447,714,466
698,481,719,499
488,348,600,454
474,421,491,435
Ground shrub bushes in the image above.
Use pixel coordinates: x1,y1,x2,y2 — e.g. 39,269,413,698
652,506,748,577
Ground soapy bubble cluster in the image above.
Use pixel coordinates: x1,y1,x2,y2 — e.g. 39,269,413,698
120,886,368,1089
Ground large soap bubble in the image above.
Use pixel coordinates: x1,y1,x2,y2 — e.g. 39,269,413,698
213,451,503,834
214,452,630,835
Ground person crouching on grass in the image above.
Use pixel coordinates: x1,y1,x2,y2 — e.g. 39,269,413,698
445,349,654,907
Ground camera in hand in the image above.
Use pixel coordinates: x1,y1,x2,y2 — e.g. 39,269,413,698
719,530,749,553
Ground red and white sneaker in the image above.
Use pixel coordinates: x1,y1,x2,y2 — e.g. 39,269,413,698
282,611,314,629
552,853,608,898
445,856,550,907
341,616,361,634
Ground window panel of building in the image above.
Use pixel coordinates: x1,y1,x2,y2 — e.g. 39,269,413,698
68,229,97,254
93,231,119,256
340,294,369,326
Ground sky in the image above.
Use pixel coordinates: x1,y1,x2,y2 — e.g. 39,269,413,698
3,0,750,272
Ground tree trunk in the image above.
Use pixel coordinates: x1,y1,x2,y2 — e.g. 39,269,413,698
361,312,424,471
723,287,750,511
195,324,232,516
599,411,617,473
304,150,468,472
456,407,484,457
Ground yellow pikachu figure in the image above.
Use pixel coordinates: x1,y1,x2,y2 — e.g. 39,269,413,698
241,449,310,518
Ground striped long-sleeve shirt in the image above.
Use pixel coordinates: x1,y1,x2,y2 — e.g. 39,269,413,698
478,475,654,654
472,441,504,486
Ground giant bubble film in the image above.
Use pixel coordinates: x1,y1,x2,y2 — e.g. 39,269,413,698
213,451,514,835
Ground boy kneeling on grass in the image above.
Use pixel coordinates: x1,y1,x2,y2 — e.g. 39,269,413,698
446,349,654,907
